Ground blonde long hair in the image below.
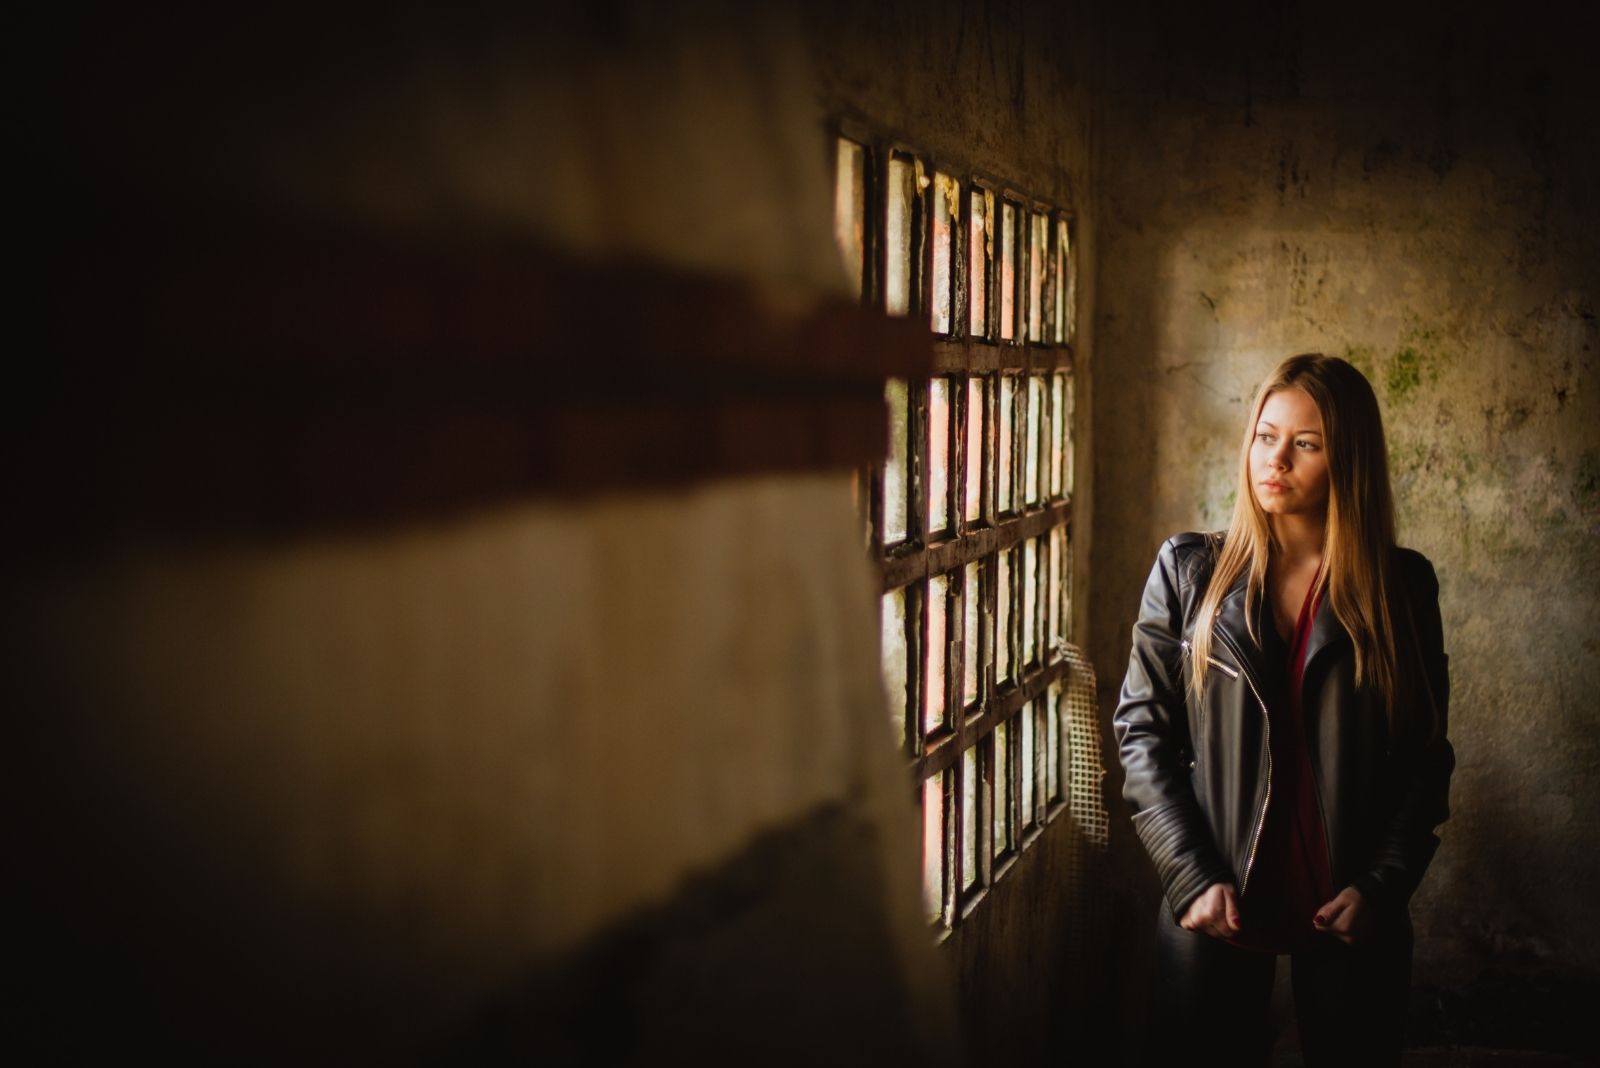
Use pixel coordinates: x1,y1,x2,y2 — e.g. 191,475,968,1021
1189,353,1421,737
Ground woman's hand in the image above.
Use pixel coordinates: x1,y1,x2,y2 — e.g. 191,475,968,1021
1312,885,1372,945
1180,881,1241,939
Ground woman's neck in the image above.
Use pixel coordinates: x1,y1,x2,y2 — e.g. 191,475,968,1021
1271,512,1327,566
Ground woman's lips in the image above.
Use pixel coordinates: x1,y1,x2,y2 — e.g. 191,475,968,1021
1259,480,1289,492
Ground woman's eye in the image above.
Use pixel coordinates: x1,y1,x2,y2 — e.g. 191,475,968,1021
1295,440,1319,450
1256,432,1274,444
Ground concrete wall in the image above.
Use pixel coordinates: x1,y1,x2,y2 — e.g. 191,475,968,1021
1090,1,1599,1052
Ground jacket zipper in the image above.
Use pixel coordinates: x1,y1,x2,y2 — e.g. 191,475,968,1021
1213,630,1273,897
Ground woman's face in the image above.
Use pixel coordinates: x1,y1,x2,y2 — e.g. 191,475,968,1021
1251,386,1330,519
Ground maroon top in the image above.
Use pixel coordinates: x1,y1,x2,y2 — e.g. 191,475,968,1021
1224,575,1334,954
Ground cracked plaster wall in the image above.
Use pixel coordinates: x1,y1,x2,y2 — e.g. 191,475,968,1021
1090,1,1600,1000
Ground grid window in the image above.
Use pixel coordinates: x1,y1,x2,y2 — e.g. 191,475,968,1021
834,134,1079,933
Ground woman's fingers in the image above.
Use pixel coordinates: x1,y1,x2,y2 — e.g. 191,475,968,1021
1314,887,1363,943
1222,885,1242,932
1180,883,1241,939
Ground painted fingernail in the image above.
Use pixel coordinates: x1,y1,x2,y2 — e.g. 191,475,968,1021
1314,915,1327,925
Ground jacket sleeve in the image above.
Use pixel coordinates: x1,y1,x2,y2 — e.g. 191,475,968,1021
1113,536,1235,924
1349,553,1455,909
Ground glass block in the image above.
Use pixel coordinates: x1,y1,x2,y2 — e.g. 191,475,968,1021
1026,375,1042,506
833,138,866,299
1047,682,1063,802
929,378,950,535
997,549,1012,684
969,190,990,336
923,771,948,924
881,588,909,746
886,155,916,316
1022,537,1037,666
925,573,948,734
963,561,980,707
965,376,984,524
1051,373,1066,498
1021,701,1036,828
931,174,956,334
884,378,909,544
1029,212,1046,342
993,721,1012,858
998,374,1014,514
962,745,978,890
999,203,1016,341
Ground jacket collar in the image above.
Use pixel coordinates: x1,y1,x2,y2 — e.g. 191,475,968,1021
1211,561,1350,685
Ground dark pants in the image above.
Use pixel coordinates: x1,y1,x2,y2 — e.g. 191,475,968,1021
1142,902,1412,1067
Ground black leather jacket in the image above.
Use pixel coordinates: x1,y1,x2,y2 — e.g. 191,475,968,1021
1114,532,1455,924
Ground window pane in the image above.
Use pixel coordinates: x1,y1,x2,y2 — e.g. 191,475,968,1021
965,376,984,524
1061,217,1076,344
1026,375,1042,506
1036,700,1050,819
998,374,1014,514
997,549,1012,685
1055,218,1068,343
923,771,948,924
1029,212,1045,342
1059,524,1073,642
963,560,980,707
1021,700,1036,828
1051,373,1066,498
925,573,948,734
993,721,1012,857
1048,525,1062,653
1064,372,1076,497
929,378,950,535
884,378,909,544
833,138,866,299
1023,536,1037,666
984,552,998,687
999,203,1016,341
969,190,990,336
931,174,956,334
1047,682,1063,802
881,588,909,746
886,155,915,316
962,745,978,890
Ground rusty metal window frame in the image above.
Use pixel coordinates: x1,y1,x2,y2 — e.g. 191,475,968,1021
833,121,1078,938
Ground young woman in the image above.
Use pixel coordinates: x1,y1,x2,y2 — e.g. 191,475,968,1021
1113,354,1454,1066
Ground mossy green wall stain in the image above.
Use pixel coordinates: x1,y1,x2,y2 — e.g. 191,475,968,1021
1386,345,1427,400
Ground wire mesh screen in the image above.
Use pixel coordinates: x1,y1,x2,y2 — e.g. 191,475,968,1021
1061,642,1107,850
1057,641,1109,983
